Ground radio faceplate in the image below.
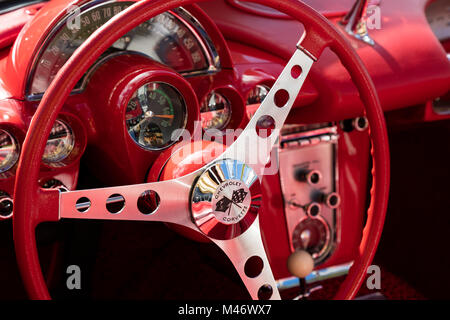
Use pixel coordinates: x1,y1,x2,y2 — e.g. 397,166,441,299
278,125,340,265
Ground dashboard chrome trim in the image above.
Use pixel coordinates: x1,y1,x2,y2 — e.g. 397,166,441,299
339,0,375,46
25,0,221,100
276,261,353,290
278,125,340,265
173,7,221,76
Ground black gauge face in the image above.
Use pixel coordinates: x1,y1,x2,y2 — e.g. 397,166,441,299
200,91,232,130
29,1,212,96
125,82,187,150
292,218,329,260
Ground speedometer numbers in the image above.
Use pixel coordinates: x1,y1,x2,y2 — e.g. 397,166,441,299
28,2,216,97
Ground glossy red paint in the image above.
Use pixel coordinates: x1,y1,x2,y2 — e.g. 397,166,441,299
386,101,450,126
149,123,371,280
0,98,86,200
0,1,236,189
225,0,353,20
260,127,371,280
156,140,226,243
442,39,450,52
10,0,389,301
82,54,200,185
0,2,45,50
0,0,235,100
199,0,450,121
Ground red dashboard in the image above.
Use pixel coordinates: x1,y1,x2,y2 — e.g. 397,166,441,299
0,0,448,301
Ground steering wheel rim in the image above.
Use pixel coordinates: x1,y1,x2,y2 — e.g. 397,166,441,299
13,0,390,300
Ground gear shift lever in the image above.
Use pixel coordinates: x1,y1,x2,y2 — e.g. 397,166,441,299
287,250,314,279
287,250,315,300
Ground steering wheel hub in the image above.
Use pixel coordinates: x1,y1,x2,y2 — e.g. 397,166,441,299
191,159,261,240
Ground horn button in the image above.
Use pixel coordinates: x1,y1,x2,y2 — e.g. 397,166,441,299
191,159,261,240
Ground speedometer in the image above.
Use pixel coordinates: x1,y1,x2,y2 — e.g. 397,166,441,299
27,1,219,98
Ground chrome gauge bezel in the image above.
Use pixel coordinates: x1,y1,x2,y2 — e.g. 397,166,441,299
124,81,188,151
25,0,221,100
200,91,233,131
246,84,271,106
0,129,20,174
291,216,332,264
42,119,76,165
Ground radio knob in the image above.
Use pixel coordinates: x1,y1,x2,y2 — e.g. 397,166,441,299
314,192,341,209
304,202,321,217
294,169,322,185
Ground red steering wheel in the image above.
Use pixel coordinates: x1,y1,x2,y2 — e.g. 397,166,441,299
13,0,390,300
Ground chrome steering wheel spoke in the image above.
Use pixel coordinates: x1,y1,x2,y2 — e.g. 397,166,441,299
55,44,316,301
212,217,281,300
59,173,198,230
218,48,315,176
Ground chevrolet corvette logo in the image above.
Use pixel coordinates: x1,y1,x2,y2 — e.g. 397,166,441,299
212,180,251,225
215,188,248,214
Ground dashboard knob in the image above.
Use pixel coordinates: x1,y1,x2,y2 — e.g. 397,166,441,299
287,250,314,279
304,202,321,217
0,194,13,219
294,169,322,185
323,192,341,209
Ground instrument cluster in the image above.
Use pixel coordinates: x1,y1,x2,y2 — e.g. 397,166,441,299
0,116,84,174
27,1,220,99
0,0,278,219
0,112,87,218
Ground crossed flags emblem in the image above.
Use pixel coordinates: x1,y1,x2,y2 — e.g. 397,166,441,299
215,188,248,214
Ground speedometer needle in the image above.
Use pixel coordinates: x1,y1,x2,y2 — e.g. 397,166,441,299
144,111,174,119
151,115,174,119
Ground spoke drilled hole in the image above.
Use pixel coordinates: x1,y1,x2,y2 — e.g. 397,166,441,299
258,284,273,300
76,197,91,213
274,89,289,108
256,115,275,138
138,190,160,215
244,256,264,278
106,194,125,214
291,65,303,79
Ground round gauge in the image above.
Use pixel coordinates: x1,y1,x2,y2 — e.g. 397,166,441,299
246,84,270,105
0,130,19,173
43,120,75,164
200,91,232,130
292,218,330,260
125,82,187,150
426,0,450,41
28,2,214,97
